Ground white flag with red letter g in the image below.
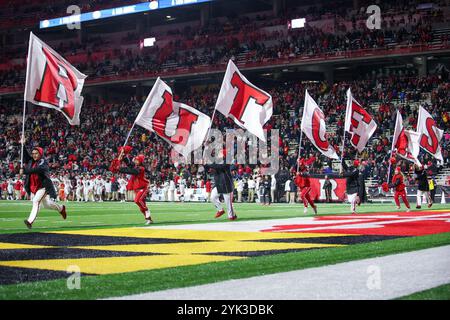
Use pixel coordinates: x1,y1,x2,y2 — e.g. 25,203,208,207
417,106,444,162
24,32,87,125
344,89,377,152
214,60,273,141
301,90,339,159
135,77,211,158
392,111,421,165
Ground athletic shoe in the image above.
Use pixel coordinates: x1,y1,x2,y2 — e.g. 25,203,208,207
60,205,67,220
215,209,225,218
313,206,317,215
427,203,433,208
352,211,357,215
228,215,237,221
416,205,421,209
396,206,400,210
303,207,308,214
406,208,411,212
24,220,32,229
145,218,153,225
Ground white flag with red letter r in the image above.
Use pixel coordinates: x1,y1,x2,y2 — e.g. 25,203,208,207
214,60,273,141
135,77,211,158
344,88,377,152
416,106,444,162
301,90,339,159
24,32,87,125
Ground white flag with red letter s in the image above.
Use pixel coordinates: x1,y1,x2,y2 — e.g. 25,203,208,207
344,89,377,152
135,77,211,158
301,90,339,159
214,60,273,141
416,106,444,162
24,32,87,125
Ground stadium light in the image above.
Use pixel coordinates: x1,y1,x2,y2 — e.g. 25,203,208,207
143,37,156,47
290,18,306,29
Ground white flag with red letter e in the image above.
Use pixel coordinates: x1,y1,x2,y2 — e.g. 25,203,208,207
135,77,211,158
24,32,87,125
214,59,273,141
301,90,339,159
344,88,377,152
416,106,444,162
392,111,421,165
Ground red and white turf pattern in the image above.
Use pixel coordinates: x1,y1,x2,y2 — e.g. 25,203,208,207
153,210,450,237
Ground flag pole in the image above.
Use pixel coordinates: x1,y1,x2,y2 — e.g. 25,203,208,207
201,108,218,159
123,121,136,147
20,101,26,166
296,129,303,172
386,112,399,184
340,130,346,169
21,32,33,167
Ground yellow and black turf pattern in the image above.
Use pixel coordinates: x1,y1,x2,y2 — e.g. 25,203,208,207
0,228,404,285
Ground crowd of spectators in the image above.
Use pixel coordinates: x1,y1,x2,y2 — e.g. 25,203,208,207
1,74,449,197
1,1,449,89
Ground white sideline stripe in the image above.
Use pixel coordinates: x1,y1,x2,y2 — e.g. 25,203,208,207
110,245,450,300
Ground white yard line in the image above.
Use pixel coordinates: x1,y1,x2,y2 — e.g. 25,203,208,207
110,245,450,300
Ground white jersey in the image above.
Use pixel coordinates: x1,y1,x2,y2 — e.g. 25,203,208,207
118,178,127,194
237,180,244,192
179,179,186,193
95,178,104,194
105,182,112,193
248,179,255,189
82,179,90,190
76,179,83,192
271,175,277,190
169,180,176,191
7,180,14,193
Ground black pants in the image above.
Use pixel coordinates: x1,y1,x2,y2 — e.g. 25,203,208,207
325,188,332,203
262,189,271,204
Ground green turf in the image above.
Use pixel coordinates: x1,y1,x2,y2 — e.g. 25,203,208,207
0,200,449,300
0,230,449,299
398,283,450,300
1,200,449,234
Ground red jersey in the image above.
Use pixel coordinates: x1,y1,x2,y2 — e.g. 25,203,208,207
392,174,406,192
29,163,42,194
294,174,310,189
129,166,149,190
14,180,23,191
205,180,212,193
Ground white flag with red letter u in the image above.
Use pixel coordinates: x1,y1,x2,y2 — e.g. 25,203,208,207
344,89,377,152
416,106,444,162
214,60,273,141
392,111,421,165
135,77,211,158
24,32,87,125
301,90,339,159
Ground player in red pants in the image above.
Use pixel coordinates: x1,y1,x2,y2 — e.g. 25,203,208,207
110,147,153,224
294,158,317,215
390,166,410,212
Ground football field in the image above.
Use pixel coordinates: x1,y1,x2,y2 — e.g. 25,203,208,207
0,200,449,300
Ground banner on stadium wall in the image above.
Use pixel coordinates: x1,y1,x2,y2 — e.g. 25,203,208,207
308,177,347,201
150,188,207,202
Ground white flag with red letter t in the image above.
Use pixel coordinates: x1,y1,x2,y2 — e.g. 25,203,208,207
416,106,444,162
135,77,211,158
214,59,273,141
24,32,87,125
344,88,377,152
301,90,339,159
